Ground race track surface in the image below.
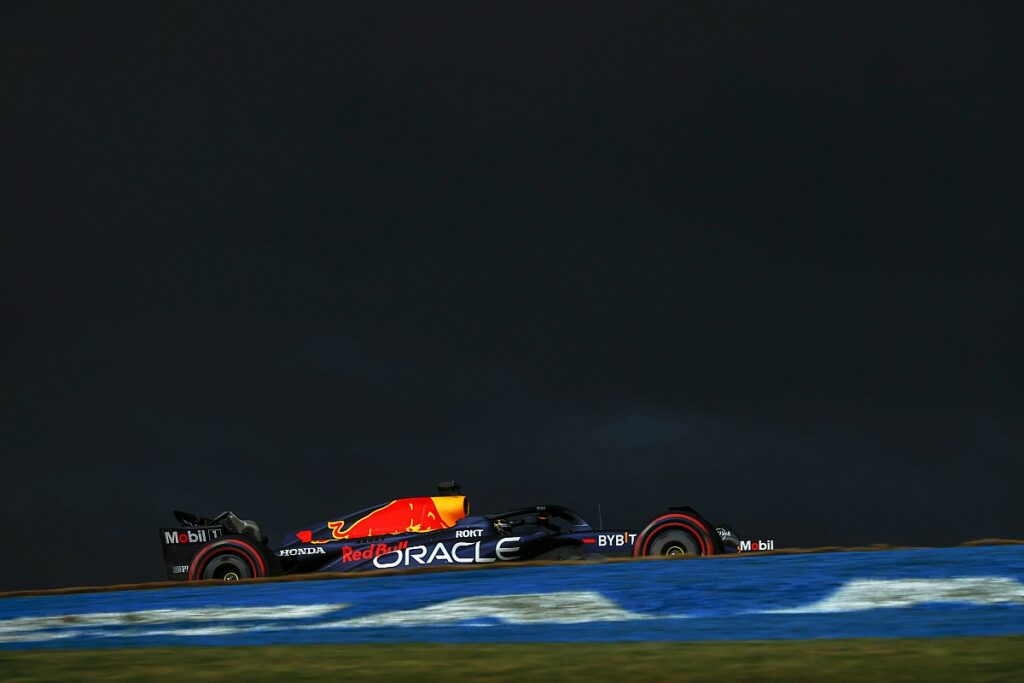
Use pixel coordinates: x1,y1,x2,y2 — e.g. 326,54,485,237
1,546,1022,649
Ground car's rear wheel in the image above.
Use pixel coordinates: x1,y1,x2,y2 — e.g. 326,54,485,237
202,554,253,581
187,537,272,582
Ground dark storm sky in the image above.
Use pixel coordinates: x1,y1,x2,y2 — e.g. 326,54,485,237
2,3,1022,590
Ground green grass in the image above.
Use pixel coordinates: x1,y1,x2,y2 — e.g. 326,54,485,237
2,637,1023,682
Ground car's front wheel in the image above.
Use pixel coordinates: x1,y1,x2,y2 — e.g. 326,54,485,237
634,511,718,557
647,529,700,556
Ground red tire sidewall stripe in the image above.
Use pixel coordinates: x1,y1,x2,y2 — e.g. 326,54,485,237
634,513,713,557
198,547,257,578
187,539,267,580
645,513,712,535
641,521,708,556
189,542,261,580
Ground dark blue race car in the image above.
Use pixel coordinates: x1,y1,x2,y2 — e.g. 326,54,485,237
159,482,742,581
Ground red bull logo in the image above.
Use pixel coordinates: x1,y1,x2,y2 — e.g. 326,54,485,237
341,541,409,562
328,496,467,540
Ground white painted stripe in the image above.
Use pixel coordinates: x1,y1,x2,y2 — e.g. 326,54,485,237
313,591,666,628
0,630,82,644
0,592,658,642
767,577,1024,614
0,603,348,639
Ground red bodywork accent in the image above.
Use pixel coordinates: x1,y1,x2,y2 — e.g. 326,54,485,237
296,530,312,543
328,497,454,540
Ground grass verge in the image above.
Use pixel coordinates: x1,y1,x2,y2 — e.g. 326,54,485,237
2,636,1023,682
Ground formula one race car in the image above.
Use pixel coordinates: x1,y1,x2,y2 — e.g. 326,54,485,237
159,482,742,581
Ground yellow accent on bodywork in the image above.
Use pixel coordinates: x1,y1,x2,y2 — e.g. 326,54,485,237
432,496,467,527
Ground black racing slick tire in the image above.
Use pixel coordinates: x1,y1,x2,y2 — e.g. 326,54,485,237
186,536,274,582
633,511,719,558
647,529,700,556
203,553,251,581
